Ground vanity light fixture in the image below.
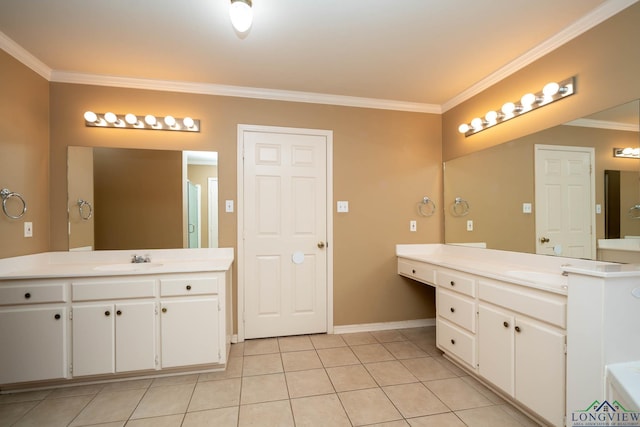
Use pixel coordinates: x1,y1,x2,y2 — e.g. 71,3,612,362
458,76,576,137
230,0,253,33
613,147,640,159
84,112,200,132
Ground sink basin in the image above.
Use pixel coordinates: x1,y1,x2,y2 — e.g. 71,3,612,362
504,270,565,285
94,263,163,272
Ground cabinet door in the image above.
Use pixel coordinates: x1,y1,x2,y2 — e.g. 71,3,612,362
160,298,219,368
478,304,515,396
115,302,157,372
0,307,67,384
515,317,566,427
72,304,115,376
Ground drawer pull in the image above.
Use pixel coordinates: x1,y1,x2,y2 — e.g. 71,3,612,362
24,292,31,299
450,339,456,345
503,321,509,328
412,269,416,274
54,314,61,320
116,310,122,316
105,310,111,316
450,307,455,313
515,326,521,333
186,285,192,291
450,281,455,287
162,307,167,313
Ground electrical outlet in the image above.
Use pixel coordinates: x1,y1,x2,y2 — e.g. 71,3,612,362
24,222,33,237
337,201,349,213
466,220,473,231
225,200,234,213
410,220,417,232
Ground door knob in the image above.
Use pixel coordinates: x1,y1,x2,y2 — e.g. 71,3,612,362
317,241,325,249
539,237,550,243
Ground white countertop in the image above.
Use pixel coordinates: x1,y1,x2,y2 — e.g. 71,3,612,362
396,244,629,294
607,361,640,409
0,248,234,280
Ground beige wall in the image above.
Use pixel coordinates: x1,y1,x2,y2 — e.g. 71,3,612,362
0,50,49,258
442,2,640,161
46,83,442,328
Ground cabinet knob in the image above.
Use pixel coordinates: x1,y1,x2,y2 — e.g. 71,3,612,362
105,310,111,316
54,314,61,320
503,321,509,328
450,281,455,287
412,269,416,274
450,307,455,313
186,285,192,291
24,292,31,299
450,339,456,345
162,307,167,313
116,310,122,316
515,326,521,333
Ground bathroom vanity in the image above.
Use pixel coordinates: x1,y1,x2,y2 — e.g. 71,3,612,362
397,244,640,427
0,248,233,390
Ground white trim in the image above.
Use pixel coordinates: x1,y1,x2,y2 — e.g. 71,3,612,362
441,0,639,112
564,118,640,132
0,31,51,80
236,124,334,342
333,318,436,335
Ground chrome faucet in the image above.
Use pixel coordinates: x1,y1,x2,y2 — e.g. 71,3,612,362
131,254,151,263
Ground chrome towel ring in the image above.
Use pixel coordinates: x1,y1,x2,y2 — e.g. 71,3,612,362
77,199,93,220
629,204,640,219
451,197,470,217
417,196,436,217
1,188,27,219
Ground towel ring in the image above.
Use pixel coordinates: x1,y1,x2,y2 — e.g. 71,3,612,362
451,197,470,217
78,199,93,221
628,204,640,219
417,196,436,217
1,188,27,219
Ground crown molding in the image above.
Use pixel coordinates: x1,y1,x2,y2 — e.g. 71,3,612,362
441,0,639,112
50,70,441,114
0,31,51,80
564,118,640,132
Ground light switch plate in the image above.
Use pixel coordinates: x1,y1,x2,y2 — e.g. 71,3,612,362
523,203,532,214
337,201,349,213
466,220,473,231
225,200,234,213
24,222,33,237
410,220,417,232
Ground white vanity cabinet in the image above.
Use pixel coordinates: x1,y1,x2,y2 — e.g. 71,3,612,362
159,275,224,368
0,280,68,384
477,279,567,427
71,278,157,377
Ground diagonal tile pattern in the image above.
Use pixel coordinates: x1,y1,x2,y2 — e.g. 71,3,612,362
0,327,541,426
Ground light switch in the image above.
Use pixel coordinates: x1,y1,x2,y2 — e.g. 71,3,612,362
523,203,532,214
409,220,417,232
337,201,349,213
596,204,602,214
24,222,33,237
225,200,234,213
466,220,473,231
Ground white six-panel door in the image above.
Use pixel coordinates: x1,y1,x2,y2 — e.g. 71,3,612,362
240,126,331,339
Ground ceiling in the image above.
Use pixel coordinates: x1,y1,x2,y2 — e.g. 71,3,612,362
0,0,635,112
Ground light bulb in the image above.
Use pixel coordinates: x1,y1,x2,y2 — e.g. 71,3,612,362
125,113,138,125
521,93,536,107
543,82,560,97
458,123,470,134
84,111,98,123
485,110,499,124
230,0,253,33
471,117,483,131
183,117,195,128
501,102,516,116
104,112,117,124
623,147,634,155
164,115,176,127
144,115,157,126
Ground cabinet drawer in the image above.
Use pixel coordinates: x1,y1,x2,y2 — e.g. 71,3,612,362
478,279,566,328
436,269,476,297
0,283,67,305
160,276,219,296
437,318,476,368
72,279,156,301
437,288,476,332
398,259,435,286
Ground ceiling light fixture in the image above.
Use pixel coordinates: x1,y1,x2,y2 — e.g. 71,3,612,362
84,112,200,132
458,76,576,137
230,0,253,33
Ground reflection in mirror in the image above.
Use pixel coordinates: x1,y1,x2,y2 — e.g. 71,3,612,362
444,100,639,263
67,147,218,251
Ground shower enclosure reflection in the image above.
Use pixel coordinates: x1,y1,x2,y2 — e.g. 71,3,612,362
67,146,218,251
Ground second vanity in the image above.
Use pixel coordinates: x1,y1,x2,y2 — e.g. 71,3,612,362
397,244,640,427
0,248,233,391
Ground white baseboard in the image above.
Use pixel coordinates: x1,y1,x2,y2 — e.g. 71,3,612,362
333,318,436,335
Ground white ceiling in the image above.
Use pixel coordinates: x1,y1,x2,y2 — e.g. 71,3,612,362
0,0,636,112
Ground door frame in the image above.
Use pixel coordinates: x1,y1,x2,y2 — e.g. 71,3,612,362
534,144,596,259
236,124,334,342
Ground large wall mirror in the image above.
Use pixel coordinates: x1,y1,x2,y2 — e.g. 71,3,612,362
444,99,640,263
67,146,218,251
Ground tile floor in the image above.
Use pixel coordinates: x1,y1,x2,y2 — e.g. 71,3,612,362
0,327,542,426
